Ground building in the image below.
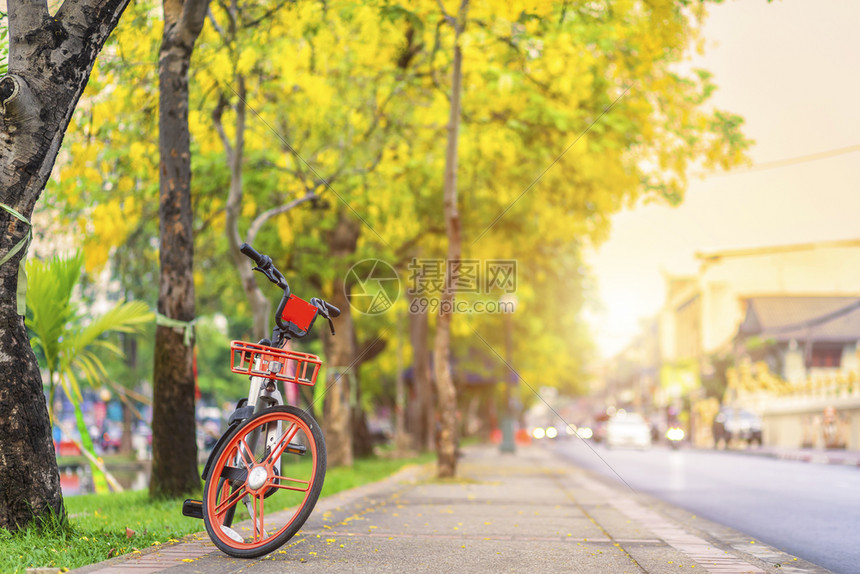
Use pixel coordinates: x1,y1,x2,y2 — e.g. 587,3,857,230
655,239,860,448
736,296,860,383
660,239,860,366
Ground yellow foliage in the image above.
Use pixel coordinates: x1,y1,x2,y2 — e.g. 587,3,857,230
276,213,295,247
82,197,141,273
45,0,747,403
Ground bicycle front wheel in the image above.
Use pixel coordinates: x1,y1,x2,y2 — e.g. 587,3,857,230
202,405,326,558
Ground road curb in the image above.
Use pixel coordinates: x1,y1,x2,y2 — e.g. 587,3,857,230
697,446,860,467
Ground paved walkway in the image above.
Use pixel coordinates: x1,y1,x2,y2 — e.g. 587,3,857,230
70,446,829,574
730,445,860,467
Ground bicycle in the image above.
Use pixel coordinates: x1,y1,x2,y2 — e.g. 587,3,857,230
182,243,340,558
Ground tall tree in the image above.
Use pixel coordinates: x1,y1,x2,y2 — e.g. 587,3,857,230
433,0,469,478
205,0,319,341
0,0,131,530
150,0,209,498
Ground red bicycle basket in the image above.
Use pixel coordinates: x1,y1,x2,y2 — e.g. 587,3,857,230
230,341,322,386
281,295,318,332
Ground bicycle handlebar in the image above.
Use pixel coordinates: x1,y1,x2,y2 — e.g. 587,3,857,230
320,299,341,318
240,242,339,337
240,242,288,290
240,243,266,266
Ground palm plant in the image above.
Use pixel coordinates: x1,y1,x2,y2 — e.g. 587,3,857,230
27,252,153,493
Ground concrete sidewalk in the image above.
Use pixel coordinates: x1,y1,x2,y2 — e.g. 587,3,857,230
726,445,860,467
70,446,829,574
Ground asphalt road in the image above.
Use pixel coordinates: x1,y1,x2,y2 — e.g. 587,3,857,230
555,439,860,574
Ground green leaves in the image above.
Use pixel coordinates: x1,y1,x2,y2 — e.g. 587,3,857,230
26,253,153,495
26,252,154,400
0,12,7,76
26,252,85,378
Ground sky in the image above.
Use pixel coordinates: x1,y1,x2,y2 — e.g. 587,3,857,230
585,0,860,358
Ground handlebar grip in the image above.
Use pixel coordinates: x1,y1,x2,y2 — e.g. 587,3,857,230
325,302,341,318
240,243,265,265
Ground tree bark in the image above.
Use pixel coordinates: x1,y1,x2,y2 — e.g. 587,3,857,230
150,0,209,499
0,0,131,530
409,294,434,451
433,0,468,478
321,211,359,467
349,325,388,457
119,332,138,456
394,309,410,452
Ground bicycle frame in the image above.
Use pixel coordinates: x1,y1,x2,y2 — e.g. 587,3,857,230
202,351,287,483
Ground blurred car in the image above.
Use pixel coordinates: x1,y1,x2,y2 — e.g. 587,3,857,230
605,412,652,449
713,407,762,447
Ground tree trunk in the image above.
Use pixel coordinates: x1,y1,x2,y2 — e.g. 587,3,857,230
150,0,208,499
321,212,359,467
214,77,273,342
394,309,410,452
0,0,131,530
409,294,434,451
352,407,374,458
0,319,64,528
322,282,356,467
349,323,388,457
120,399,134,456
119,333,137,456
433,0,468,478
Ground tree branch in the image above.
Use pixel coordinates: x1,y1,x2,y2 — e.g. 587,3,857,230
223,76,245,253
206,6,227,43
241,0,292,29
179,0,210,45
245,191,318,246
211,92,233,163
436,0,454,25
354,337,387,366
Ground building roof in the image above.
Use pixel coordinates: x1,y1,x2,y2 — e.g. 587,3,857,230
697,238,860,265
738,296,860,343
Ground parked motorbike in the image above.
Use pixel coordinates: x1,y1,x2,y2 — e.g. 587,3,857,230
666,426,685,450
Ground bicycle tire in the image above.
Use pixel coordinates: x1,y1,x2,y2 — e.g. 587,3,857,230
202,405,326,558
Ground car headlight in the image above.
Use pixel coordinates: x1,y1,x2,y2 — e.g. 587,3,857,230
666,427,685,441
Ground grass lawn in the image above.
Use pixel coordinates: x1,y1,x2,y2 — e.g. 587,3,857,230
0,451,434,573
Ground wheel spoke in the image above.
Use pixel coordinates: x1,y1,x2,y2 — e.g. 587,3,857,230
271,475,311,492
253,494,265,541
237,437,257,468
266,422,300,464
215,484,249,517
